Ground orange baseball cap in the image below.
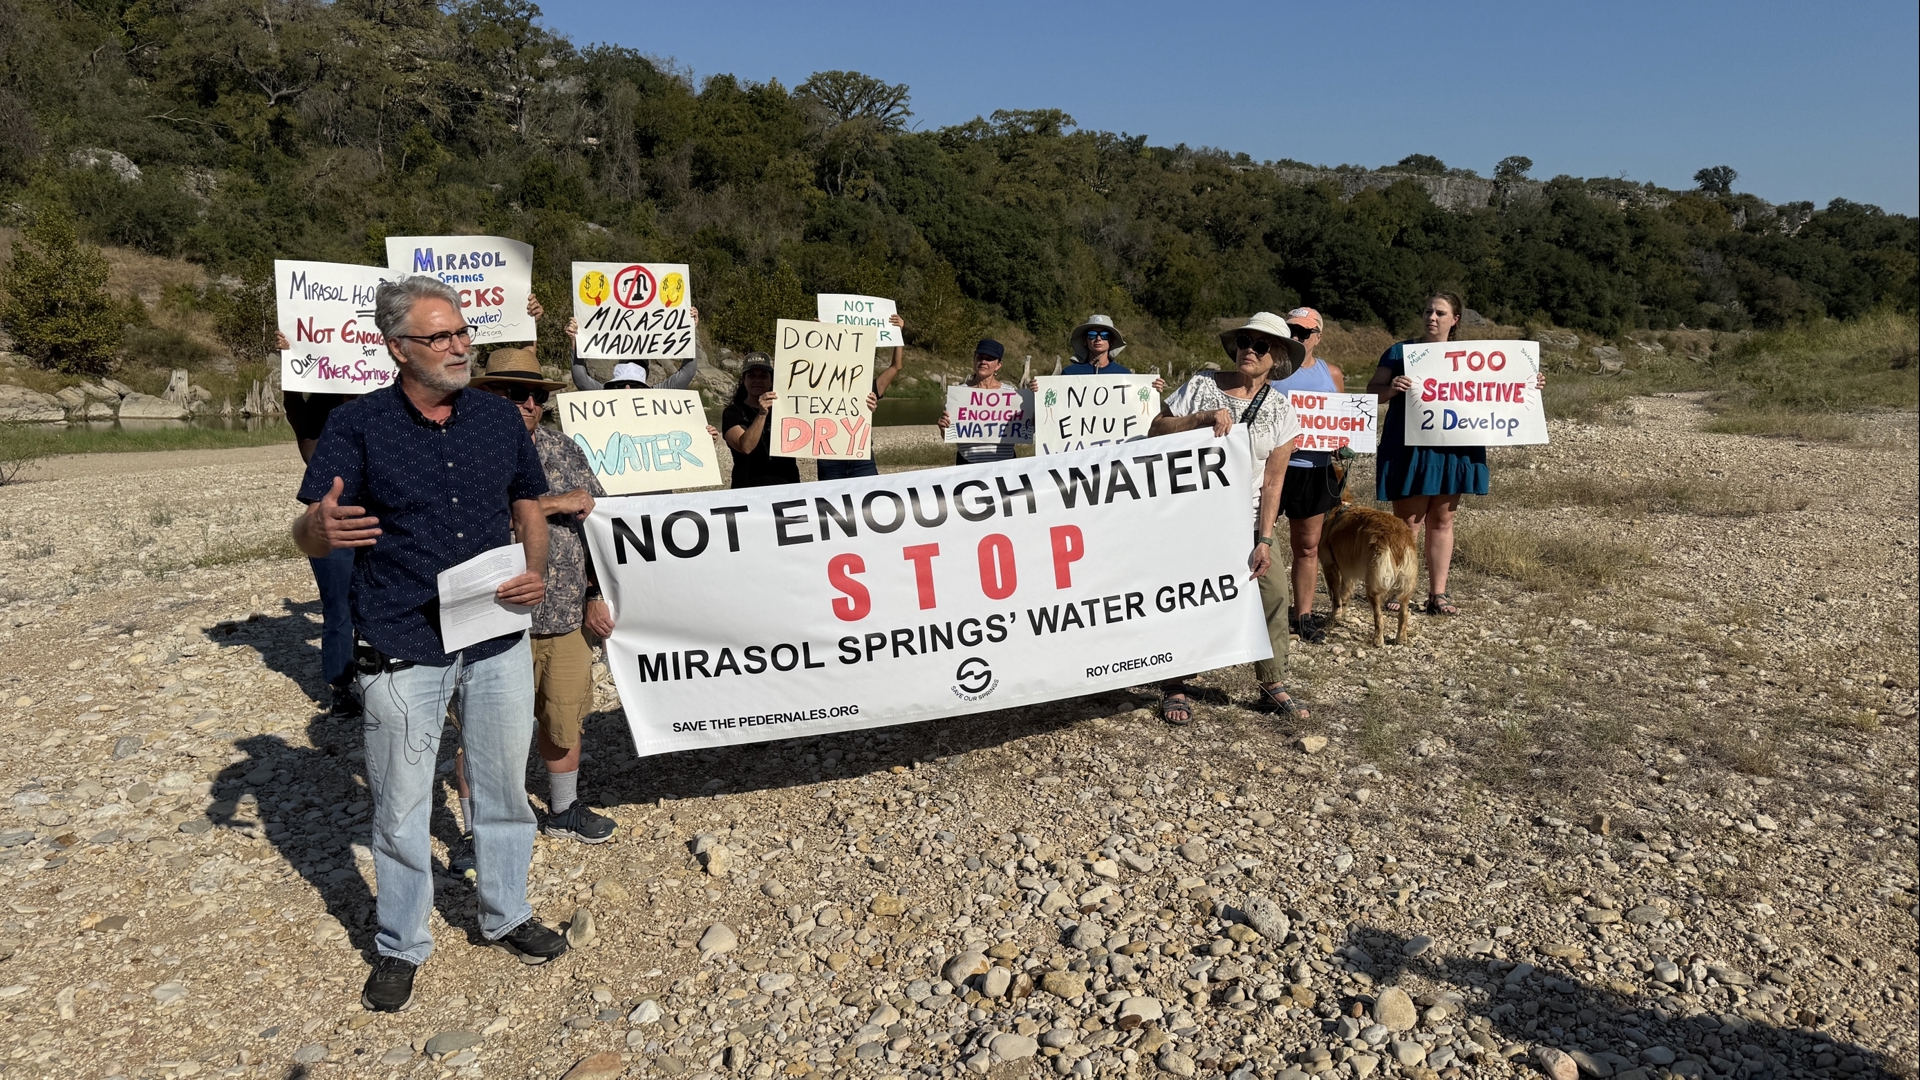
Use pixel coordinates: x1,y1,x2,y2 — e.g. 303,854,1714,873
1285,307,1323,333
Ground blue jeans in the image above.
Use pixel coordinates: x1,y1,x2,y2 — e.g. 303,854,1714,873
815,458,879,481
310,549,355,686
358,635,536,964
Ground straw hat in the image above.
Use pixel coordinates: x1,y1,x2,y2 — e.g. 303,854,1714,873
472,347,566,391
1068,314,1127,361
1217,312,1307,369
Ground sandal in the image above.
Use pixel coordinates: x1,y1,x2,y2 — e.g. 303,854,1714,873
1160,691,1194,727
1255,684,1310,720
1424,592,1460,616
1289,614,1327,645
1383,599,1402,614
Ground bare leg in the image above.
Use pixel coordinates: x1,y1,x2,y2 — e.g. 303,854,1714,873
1425,495,1461,597
536,728,582,778
1289,514,1324,617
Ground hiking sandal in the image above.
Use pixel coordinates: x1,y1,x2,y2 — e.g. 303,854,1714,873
1255,684,1309,720
1290,613,1327,645
1160,691,1194,727
1424,592,1460,616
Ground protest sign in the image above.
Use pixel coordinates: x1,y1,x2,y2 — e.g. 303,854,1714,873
572,262,695,362
816,294,902,350
1033,375,1160,455
1288,391,1378,454
769,318,873,461
384,235,535,345
275,260,397,394
583,427,1267,757
1402,339,1548,446
942,385,1034,446
555,390,722,495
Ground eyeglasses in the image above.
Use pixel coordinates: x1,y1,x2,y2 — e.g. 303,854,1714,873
392,325,477,353
492,384,549,405
1234,334,1273,357
1086,329,1112,340
1286,324,1318,339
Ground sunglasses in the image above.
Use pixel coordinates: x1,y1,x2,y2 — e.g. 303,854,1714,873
1086,329,1112,340
1286,324,1318,339
1234,334,1274,357
494,384,549,405
974,354,1001,364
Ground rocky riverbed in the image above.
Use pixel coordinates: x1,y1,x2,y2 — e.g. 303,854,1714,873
0,401,1914,1080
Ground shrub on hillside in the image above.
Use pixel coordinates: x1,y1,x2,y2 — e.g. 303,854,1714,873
0,208,123,375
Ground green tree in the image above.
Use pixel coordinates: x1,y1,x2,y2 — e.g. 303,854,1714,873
797,71,911,130
1694,165,1738,196
0,208,122,375
1394,154,1446,175
1494,155,1533,182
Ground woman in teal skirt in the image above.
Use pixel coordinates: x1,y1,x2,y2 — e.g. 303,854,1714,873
1366,292,1539,615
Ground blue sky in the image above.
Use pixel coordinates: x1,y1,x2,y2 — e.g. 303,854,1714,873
531,0,1919,216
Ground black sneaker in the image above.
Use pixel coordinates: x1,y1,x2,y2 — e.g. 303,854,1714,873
493,919,568,965
360,954,417,1012
329,682,362,719
1289,613,1328,645
545,803,616,844
448,833,477,885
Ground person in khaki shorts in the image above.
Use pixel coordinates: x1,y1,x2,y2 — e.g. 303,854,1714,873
450,345,618,864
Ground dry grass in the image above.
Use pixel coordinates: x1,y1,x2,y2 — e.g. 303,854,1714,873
0,226,208,304
1453,518,1652,590
1702,408,1862,442
1486,470,1811,516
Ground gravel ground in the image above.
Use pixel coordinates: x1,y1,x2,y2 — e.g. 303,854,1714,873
0,400,1913,1080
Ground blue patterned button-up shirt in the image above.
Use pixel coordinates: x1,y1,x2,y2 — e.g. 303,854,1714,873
298,383,548,665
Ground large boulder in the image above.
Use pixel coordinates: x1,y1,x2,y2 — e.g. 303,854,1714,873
0,385,66,423
100,377,136,397
116,392,190,420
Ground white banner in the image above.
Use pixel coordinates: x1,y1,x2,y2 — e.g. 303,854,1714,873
584,429,1268,758
942,385,1034,446
572,262,695,361
1033,375,1161,455
1289,390,1378,455
770,319,874,461
1402,339,1548,446
816,294,902,350
555,390,723,495
275,260,397,394
384,235,536,345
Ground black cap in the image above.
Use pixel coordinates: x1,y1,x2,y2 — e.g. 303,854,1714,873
974,339,1005,360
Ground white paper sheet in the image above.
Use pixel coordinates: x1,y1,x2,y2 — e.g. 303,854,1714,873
435,543,532,653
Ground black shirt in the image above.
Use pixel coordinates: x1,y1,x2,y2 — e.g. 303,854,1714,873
297,384,549,665
721,401,799,488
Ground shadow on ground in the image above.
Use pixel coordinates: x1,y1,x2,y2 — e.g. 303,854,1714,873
1304,925,1900,1080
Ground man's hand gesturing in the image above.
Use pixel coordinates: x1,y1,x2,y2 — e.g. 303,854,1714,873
298,476,381,555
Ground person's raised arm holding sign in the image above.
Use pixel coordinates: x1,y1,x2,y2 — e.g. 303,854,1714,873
1365,292,1544,617
1146,313,1306,728
722,354,800,488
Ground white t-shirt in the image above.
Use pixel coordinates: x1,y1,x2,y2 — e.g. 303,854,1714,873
1163,374,1301,504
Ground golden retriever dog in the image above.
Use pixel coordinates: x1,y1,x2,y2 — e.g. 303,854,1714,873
1317,500,1419,646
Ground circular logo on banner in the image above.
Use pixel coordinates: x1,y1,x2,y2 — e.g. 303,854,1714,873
660,271,686,308
613,265,659,309
577,270,610,307
953,657,995,697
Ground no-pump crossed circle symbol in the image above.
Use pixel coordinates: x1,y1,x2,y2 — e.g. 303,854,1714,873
613,265,659,309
